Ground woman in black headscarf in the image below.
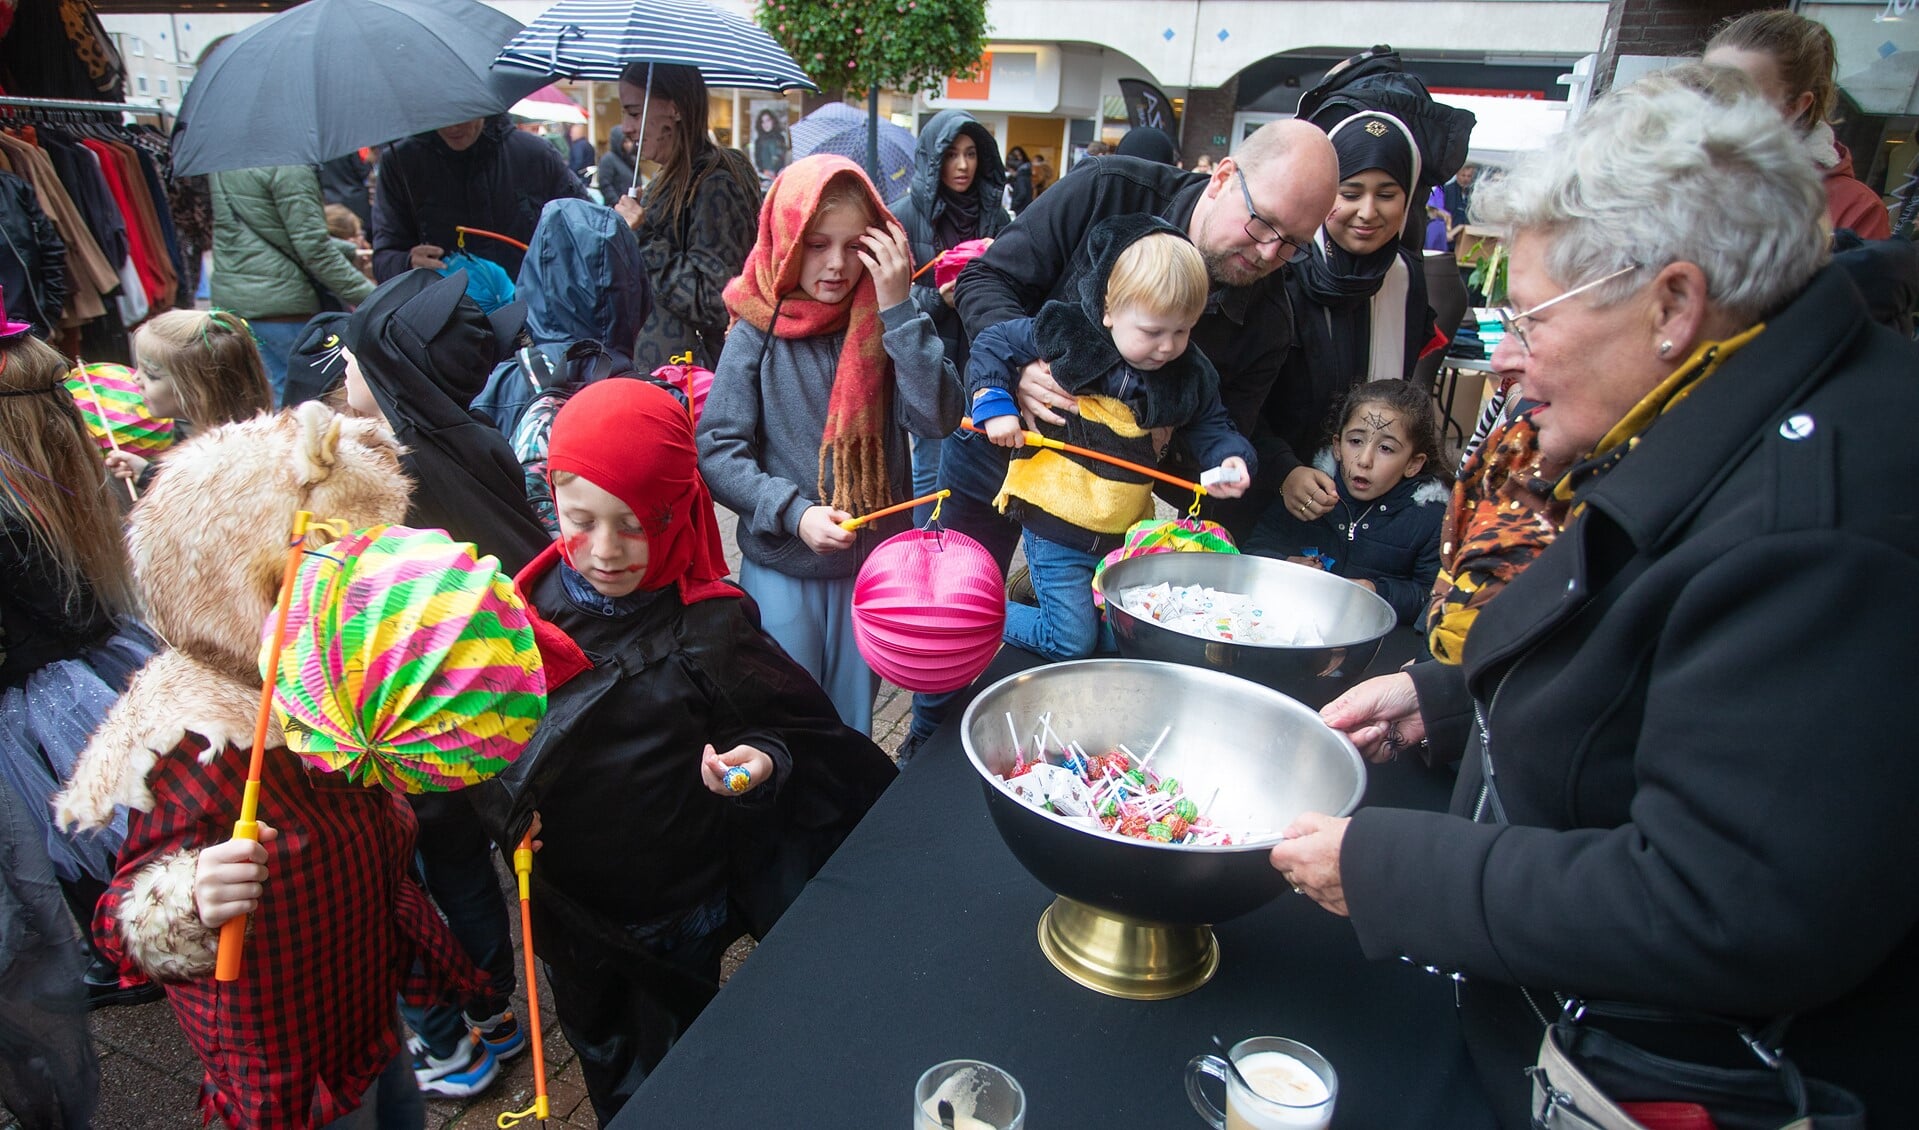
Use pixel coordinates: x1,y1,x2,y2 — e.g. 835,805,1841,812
1259,110,1438,526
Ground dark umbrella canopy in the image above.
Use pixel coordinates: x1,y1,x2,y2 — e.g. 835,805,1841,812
173,0,548,176
494,0,816,90
797,121,916,205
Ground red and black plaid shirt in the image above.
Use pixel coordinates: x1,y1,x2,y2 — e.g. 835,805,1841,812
95,737,483,1130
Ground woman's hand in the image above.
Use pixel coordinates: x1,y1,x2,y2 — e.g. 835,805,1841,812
408,244,447,271
102,450,149,482
858,223,914,309
700,743,774,797
1282,465,1339,520
1267,813,1351,916
1204,456,1250,499
195,823,278,928
614,194,645,231
798,505,856,554
1320,671,1425,764
1016,360,1077,427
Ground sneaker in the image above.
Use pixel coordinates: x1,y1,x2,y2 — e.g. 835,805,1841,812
1006,564,1037,606
467,1008,527,1062
408,1031,499,1097
894,730,926,769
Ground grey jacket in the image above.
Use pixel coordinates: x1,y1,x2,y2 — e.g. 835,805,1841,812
210,165,375,318
698,302,963,578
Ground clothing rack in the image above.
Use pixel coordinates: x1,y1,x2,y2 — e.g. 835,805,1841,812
0,95,165,118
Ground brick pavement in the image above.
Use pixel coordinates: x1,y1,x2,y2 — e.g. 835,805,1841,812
11,508,910,1130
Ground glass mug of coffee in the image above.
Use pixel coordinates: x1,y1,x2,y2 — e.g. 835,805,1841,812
1186,1036,1338,1129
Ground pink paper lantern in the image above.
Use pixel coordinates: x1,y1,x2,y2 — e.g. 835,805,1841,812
852,527,1004,693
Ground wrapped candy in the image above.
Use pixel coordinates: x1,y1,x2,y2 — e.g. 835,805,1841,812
1116,582,1328,647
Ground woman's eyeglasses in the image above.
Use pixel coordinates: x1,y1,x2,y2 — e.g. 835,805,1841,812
1496,264,1641,354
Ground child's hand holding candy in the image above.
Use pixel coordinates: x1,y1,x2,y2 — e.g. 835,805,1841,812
700,743,774,797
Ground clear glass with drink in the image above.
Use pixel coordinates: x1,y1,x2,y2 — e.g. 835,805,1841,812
914,1059,1026,1130
1185,1036,1338,1129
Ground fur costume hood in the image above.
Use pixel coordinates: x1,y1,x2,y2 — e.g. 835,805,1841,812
56,404,410,831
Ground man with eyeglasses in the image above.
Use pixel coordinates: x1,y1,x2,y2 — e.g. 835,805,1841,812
948,119,1337,546
891,121,1337,767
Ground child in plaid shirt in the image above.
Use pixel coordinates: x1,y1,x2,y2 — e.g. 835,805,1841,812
56,404,482,1130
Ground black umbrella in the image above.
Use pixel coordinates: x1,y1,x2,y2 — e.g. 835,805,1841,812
173,0,549,176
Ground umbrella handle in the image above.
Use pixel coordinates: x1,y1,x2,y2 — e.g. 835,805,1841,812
214,510,316,983
498,831,549,1128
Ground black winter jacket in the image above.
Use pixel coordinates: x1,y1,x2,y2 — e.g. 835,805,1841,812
0,171,65,336
1242,449,1444,626
371,116,585,282
1341,266,1919,1127
894,110,1009,374
955,155,1292,444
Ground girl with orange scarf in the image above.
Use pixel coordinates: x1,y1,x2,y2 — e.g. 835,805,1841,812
698,156,963,734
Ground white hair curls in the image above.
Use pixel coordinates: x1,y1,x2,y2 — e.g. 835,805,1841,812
1473,63,1829,322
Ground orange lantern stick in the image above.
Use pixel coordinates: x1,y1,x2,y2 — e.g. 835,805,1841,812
214,510,318,982
455,226,532,253
839,489,950,532
497,829,550,1129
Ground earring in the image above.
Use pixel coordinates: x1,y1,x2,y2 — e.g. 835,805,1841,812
1657,340,1674,358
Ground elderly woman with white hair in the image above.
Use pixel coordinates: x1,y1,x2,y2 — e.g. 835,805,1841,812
1268,66,1918,1127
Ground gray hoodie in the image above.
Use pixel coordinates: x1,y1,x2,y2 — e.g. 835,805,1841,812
698,301,963,578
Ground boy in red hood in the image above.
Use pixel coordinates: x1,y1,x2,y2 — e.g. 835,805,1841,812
473,377,896,1126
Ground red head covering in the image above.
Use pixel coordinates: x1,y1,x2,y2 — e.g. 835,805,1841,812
545,379,737,605
722,154,895,517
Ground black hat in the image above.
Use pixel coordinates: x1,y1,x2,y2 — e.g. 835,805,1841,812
1116,126,1180,165
344,269,525,409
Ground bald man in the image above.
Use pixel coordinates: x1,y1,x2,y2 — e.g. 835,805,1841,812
896,122,1338,760
943,119,1336,535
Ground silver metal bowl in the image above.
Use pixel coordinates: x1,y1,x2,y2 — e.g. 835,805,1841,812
1101,552,1396,707
961,659,1367,926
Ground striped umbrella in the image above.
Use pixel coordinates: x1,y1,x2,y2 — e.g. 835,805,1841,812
493,0,817,90
264,525,546,794
63,363,176,459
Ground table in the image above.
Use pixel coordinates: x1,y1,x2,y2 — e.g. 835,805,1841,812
615,648,1497,1129
1435,356,1496,448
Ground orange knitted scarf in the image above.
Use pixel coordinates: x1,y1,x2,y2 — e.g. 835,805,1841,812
722,156,893,516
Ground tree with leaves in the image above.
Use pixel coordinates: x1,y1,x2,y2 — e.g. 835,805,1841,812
757,0,989,104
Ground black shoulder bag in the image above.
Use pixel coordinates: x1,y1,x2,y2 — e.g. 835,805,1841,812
1471,729,1867,1130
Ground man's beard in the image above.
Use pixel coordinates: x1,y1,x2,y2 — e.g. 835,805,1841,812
1201,244,1268,288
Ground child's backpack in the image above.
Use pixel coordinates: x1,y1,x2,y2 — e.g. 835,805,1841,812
512,376,690,535
1296,45,1477,203
472,340,628,439
650,352,713,426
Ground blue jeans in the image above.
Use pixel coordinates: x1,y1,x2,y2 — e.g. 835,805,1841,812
907,430,1025,746
248,318,308,405
910,433,942,526
319,1045,423,1129
1003,529,1106,661
398,793,514,1059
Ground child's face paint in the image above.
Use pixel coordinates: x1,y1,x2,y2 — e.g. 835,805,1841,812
554,475,652,597
797,206,869,305
1336,404,1426,502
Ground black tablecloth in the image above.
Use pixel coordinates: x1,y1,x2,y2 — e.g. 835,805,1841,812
615,645,1496,1129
